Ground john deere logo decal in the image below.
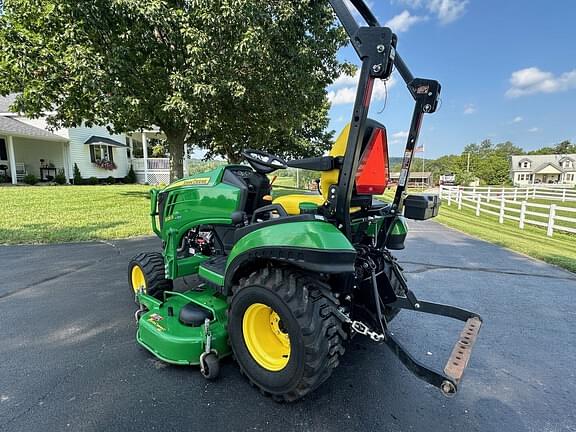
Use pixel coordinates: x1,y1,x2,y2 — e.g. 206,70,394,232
181,178,210,186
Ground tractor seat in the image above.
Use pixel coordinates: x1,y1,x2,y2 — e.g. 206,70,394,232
273,121,388,216
272,124,351,216
272,194,325,215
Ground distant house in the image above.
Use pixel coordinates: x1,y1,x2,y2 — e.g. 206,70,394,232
0,94,172,184
390,171,433,187
510,154,576,186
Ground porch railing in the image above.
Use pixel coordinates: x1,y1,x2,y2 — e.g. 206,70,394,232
131,158,169,171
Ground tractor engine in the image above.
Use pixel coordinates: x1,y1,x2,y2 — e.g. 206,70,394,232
177,228,216,258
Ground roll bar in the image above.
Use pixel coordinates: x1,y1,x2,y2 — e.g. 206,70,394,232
327,0,441,239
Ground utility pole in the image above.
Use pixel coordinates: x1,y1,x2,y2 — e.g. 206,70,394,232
466,152,471,173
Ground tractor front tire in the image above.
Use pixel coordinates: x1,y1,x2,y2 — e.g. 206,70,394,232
128,252,172,300
228,267,345,402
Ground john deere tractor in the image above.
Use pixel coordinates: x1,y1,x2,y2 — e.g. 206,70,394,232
128,0,482,401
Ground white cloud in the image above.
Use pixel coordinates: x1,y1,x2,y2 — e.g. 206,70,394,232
463,103,476,114
397,0,468,24
392,131,409,138
328,87,357,105
506,67,576,97
528,127,541,133
512,116,523,123
391,131,409,144
385,10,427,33
328,70,396,106
428,0,469,23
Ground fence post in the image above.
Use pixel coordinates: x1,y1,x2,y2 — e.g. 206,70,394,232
457,188,463,210
476,195,481,216
525,187,529,200
447,188,452,206
519,201,526,229
439,186,443,200
562,189,566,202
532,187,536,198
487,186,491,202
499,193,505,223
472,185,476,195
513,187,518,201
547,204,556,237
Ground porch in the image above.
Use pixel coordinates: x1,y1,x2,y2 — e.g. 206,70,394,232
126,129,189,184
0,117,69,184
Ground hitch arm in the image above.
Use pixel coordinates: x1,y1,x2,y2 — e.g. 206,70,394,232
385,296,483,396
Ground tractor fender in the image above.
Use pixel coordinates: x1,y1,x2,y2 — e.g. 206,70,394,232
224,219,356,295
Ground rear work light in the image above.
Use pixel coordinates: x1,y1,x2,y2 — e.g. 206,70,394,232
355,127,389,194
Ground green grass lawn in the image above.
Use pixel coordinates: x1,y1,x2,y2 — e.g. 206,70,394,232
0,185,153,244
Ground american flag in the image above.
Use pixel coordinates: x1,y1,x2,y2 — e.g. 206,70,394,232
414,145,424,153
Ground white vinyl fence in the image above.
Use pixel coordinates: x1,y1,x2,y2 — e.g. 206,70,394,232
439,186,576,237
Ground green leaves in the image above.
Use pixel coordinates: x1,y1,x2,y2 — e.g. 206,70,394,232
0,0,348,179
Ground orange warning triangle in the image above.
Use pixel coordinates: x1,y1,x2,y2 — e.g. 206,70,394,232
355,128,389,194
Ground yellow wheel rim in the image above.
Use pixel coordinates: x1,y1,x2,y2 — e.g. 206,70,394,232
242,303,291,371
131,265,146,293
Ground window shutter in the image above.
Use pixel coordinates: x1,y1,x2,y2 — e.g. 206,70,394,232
108,146,114,162
0,138,7,160
89,145,96,163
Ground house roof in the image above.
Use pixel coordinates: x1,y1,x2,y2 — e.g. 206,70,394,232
0,116,67,142
534,162,562,174
0,94,18,114
84,135,127,147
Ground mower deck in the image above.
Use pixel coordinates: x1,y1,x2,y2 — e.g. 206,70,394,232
136,288,231,365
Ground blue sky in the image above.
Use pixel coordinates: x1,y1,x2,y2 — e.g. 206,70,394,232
327,0,576,158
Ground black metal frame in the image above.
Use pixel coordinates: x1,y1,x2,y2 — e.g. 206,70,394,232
385,296,481,394
328,0,441,237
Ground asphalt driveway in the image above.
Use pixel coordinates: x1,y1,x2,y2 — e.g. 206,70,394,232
1,221,575,432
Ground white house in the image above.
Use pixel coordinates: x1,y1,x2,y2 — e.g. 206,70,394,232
510,153,576,186
0,94,177,184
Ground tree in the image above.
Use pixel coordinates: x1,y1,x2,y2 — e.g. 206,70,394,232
0,0,351,180
528,140,575,155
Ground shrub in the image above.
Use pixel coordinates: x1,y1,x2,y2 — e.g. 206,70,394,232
54,168,67,185
73,163,83,185
106,176,116,184
125,165,137,184
23,174,39,185
87,176,99,185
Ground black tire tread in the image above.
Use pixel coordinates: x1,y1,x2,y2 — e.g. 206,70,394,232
128,252,172,298
231,266,346,402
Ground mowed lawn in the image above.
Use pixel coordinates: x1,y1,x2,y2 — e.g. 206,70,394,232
0,185,153,244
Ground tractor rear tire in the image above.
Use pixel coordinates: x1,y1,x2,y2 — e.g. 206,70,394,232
228,267,346,402
128,252,172,301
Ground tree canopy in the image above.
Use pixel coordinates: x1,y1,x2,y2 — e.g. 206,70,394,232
0,0,352,180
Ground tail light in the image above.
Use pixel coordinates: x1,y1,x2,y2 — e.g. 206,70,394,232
355,127,389,194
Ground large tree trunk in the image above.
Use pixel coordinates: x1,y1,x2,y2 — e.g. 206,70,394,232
166,131,185,182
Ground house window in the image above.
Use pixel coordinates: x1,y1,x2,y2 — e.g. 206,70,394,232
89,145,114,163
562,160,573,169
0,138,7,160
132,140,143,158
566,174,575,182
520,161,531,168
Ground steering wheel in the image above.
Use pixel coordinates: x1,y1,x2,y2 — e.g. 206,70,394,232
242,149,287,174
